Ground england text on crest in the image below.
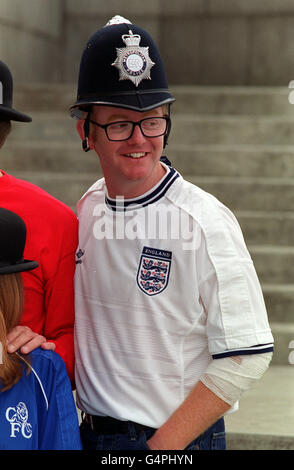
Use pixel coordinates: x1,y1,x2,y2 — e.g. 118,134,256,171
112,30,155,87
137,246,172,296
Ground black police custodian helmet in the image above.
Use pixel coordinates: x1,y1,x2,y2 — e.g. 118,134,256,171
70,15,175,118
0,61,32,122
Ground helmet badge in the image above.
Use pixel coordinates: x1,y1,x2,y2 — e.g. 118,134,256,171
112,30,155,87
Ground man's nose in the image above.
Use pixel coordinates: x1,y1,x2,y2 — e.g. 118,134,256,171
129,123,146,143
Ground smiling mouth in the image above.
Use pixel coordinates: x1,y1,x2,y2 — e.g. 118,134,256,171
124,152,148,159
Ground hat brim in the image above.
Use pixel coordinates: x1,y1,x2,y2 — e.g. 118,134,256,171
0,260,38,275
0,105,32,122
70,90,175,118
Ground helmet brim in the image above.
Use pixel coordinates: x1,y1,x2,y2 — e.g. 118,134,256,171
0,105,32,122
0,260,38,275
70,91,175,119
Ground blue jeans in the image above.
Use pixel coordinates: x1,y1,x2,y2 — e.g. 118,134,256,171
80,417,226,450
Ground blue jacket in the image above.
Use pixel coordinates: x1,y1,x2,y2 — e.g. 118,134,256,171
0,348,82,450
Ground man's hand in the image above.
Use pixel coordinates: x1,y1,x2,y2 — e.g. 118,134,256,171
145,381,230,450
6,326,56,354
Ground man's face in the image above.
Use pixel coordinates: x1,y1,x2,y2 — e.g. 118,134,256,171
88,105,166,198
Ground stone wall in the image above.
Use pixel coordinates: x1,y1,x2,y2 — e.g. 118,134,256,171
1,0,294,86
62,0,294,86
0,0,64,84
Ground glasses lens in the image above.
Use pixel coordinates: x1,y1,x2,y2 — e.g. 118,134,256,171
107,122,133,140
141,118,167,137
106,117,168,141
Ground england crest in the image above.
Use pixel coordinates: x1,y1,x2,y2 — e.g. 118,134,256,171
137,246,172,296
112,30,155,87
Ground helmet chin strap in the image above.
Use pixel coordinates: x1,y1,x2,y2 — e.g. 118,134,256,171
163,104,172,149
163,120,171,148
82,114,91,152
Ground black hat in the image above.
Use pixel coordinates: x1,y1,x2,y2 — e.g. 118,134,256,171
0,208,38,275
0,61,32,122
70,15,175,117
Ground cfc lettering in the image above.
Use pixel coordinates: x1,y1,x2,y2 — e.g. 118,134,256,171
5,402,32,439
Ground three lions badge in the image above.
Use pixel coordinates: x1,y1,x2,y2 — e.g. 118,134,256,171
137,247,172,296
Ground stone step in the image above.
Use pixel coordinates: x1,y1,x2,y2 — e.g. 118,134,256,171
249,246,294,284
9,112,294,147
10,171,93,208
13,84,292,116
14,83,76,113
2,140,99,173
227,431,294,450
237,211,294,247
263,284,294,324
1,170,91,207
10,112,77,141
172,86,292,116
269,322,294,366
187,176,294,212
225,365,294,449
170,115,294,146
169,144,294,179
4,140,294,179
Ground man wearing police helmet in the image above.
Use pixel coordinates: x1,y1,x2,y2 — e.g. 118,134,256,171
72,16,273,451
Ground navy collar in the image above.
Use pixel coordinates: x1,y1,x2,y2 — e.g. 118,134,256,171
105,165,180,212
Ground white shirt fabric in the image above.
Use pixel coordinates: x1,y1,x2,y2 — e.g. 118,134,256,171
74,163,274,428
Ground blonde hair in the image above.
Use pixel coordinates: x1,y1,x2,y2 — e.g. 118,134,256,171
0,273,29,391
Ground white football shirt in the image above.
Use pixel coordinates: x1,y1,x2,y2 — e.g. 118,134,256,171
74,164,273,427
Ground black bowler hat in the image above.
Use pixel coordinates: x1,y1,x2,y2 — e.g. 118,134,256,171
70,15,175,117
0,61,32,122
0,208,38,275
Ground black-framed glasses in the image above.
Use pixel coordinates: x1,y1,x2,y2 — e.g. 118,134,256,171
89,116,170,141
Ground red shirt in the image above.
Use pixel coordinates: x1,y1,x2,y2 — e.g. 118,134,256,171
0,171,78,382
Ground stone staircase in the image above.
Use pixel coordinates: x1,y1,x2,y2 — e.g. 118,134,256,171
2,83,294,449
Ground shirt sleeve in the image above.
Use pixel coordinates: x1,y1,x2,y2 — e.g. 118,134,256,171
42,249,76,383
197,199,274,358
21,213,78,384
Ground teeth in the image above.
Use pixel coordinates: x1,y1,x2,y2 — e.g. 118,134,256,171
126,152,146,158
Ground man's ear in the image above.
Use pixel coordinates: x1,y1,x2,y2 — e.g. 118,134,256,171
76,119,85,140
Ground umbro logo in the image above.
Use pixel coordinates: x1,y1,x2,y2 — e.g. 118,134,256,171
76,248,85,264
